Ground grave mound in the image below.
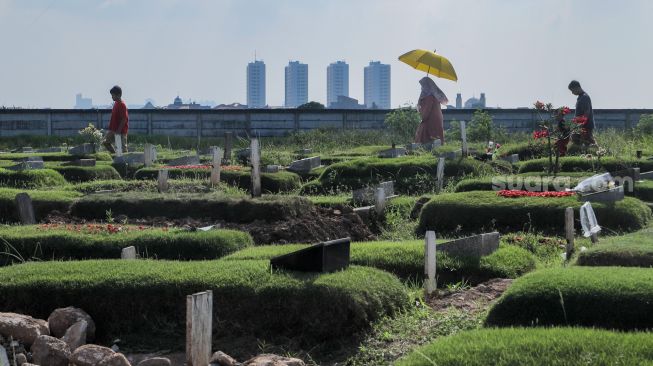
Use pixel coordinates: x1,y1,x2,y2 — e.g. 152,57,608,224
485,267,653,329
517,156,653,174
0,188,81,223
0,168,67,189
48,164,121,182
576,229,653,267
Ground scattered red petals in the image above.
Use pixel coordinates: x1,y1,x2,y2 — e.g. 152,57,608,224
497,190,575,198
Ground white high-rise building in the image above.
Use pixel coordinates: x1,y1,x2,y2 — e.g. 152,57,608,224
75,93,93,109
285,61,308,108
327,61,349,108
364,61,391,109
247,60,266,108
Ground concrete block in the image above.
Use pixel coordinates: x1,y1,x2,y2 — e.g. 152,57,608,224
69,143,95,156
113,153,145,165
166,155,200,166
287,156,321,173
438,232,500,258
580,186,625,203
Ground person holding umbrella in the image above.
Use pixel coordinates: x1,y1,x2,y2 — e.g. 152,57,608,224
398,49,458,145
414,77,448,144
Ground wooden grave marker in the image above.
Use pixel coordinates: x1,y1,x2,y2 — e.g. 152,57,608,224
158,169,169,193
186,290,213,366
250,138,261,197
565,207,574,260
436,157,445,193
210,147,223,185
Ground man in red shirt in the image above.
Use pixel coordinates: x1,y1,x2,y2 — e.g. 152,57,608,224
103,85,129,154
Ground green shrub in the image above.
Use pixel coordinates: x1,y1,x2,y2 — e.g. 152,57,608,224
636,114,653,135
49,165,121,182
303,156,494,195
224,240,536,283
632,180,653,202
0,168,68,189
518,156,653,173
384,107,420,143
576,229,653,267
0,188,81,222
0,225,252,265
134,168,301,193
0,260,407,345
417,191,652,235
396,328,653,366
70,193,312,222
485,267,653,329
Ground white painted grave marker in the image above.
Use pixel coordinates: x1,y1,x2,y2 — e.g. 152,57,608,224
210,147,223,185
157,169,169,193
375,187,386,215
565,207,574,260
121,246,137,259
424,231,437,296
144,143,154,167
15,193,35,225
250,139,261,197
460,120,468,155
114,135,123,157
436,157,445,193
186,290,213,366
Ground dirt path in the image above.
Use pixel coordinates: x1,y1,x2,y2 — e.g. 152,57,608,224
427,278,514,313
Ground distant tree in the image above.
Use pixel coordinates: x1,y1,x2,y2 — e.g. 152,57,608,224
297,101,325,109
384,106,420,143
636,114,653,135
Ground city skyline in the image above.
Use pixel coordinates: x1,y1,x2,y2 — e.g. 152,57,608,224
1,0,652,109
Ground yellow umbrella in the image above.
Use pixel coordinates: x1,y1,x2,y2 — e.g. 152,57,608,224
398,49,458,82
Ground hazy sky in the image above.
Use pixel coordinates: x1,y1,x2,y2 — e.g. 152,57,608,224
1,0,652,109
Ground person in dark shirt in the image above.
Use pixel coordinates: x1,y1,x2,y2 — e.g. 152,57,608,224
568,80,596,145
102,85,129,154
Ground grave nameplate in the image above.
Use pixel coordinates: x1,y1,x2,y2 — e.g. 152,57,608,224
69,143,95,156
263,165,280,173
502,154,520,164
121,246,137,259
167,155,201,166
186,290,212,366
36,147,63,153
579,186,624,203
210,147,223,185
438,232,500,258
443,149,463,160
378,148,407,158
144,143,156,167
15,193,36,225
270,238,351,273
158,170,169,193
287,156,321,173
113,153,145,165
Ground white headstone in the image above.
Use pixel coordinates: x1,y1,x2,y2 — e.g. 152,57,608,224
186,290,213,366
121,246,137,259
460,121,468,155
144,143,155,167
375,187,386,215
158,169,169,193
114,135,123,157
436,157,445,193
250,139,261,197
210,147,223,185
580,202,601,238
424,231,437,296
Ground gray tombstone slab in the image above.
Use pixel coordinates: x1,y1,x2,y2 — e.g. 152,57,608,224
21,146,34,153
69,143,95,156
17,156,44,162
186,290,213,366
167,155,201,166
158,170,169,193
6,161,44,171
36,147,63,153
580,186,625,203
295,148,313,156
70,159,96,167
443,149,463,160
113,153,145,165
15,193,36,225
121,246,137,259
438,232,500,258
263,165,280,173
144,144,156,167
378,148,407,158
501,154,520,164
641,171,653,180
287,156,321,173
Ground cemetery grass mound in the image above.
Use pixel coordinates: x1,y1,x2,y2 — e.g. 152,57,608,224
417,191,652,235
134,167,301,193
576,229,653,267
517,156,653,174
485,267,653,330
0,168,68,189
395,328,653,366
0,259,408,347
0,188,81,222
633,180,653,202
300,156,494,195
454,175,585,193
0,225,253,265
48,164,121,182
0,151,112,162
223,240,536,284
68,179,248,195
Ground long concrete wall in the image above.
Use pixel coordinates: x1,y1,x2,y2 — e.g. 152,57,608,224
0,108,650,137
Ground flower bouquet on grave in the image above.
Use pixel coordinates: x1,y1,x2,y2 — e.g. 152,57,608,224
533,101,583,175
78,123,103,153
485,141,502,161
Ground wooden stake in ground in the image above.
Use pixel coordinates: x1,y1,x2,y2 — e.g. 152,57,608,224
424,231,437,296
114,135,123,157
250,138,261,197
210,147,223,186
186,290,213,366
121,246,137,259
144,143,154,167
460,121,468,156
15,193,36,225
436,157,445,193
374,187,386,215
157,169,169,193
565,207,574,260
224,132,233,164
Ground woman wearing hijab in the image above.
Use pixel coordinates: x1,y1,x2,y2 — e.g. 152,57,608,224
414,77,448,144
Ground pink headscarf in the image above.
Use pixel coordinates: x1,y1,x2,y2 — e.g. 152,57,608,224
419,77,449,105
